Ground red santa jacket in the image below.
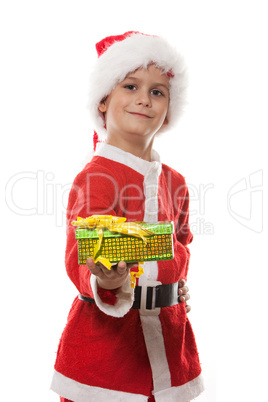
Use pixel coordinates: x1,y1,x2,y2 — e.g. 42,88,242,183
51,144,204,401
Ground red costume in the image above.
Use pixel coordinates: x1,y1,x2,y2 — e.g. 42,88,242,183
51,144,204,401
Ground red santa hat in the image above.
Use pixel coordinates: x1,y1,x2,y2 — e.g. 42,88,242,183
88,31,188,147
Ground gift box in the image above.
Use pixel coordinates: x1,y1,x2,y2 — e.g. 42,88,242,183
74,221,174,265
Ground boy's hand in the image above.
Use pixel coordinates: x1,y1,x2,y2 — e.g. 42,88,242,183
86,258,133,290
178,279,191,313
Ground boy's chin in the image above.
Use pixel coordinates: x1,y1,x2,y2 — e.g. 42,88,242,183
125,129,158,139
124,123,163,137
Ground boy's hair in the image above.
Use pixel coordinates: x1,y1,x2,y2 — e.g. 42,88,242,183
88,31,188,141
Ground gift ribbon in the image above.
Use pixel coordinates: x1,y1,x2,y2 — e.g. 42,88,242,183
71,215,153,283
130,264,144,289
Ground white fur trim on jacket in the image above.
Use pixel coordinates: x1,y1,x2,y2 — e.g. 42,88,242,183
154,374,205,402
51,371,148,402
88,33,188,139
94,142,160,176
90,274,134,317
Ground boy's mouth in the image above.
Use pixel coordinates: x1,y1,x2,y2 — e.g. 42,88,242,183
128,112,151,118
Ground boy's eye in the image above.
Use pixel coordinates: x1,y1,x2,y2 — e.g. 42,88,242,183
124,84,136,90
151,89,163,96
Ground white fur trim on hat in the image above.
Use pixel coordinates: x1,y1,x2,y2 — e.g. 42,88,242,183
88,32,188,140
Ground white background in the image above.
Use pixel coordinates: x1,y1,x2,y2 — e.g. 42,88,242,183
1,1,267,401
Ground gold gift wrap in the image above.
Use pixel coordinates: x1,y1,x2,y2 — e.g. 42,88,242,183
73,218,174,265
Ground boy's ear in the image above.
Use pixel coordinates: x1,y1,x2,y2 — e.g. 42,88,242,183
98,101,107,113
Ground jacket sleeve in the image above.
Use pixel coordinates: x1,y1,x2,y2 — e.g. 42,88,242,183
175,181,193,278
65,164,134,317
176,186,193,246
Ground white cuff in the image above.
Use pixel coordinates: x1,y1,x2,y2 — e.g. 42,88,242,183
90,274,134,317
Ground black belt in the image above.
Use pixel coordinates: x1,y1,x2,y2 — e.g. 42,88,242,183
79,281,180,314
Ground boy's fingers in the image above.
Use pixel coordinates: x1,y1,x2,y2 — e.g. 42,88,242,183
117,261,128,275
86,258,102,276
179,293,190,303
186,304,191,313
178,279,186,288
178,286,189,296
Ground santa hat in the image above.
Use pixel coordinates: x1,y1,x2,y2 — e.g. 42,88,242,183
88,31,188,148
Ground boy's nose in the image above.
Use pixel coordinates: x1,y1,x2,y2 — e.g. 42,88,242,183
135,91,151,107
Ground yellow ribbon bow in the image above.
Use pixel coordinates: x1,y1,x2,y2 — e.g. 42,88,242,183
71,215,153,286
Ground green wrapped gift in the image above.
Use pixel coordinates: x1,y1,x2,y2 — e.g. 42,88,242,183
74,222,174,265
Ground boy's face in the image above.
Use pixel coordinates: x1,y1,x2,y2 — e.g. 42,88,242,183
98,65,170,145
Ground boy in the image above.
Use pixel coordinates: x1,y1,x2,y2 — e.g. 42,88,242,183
51,31,204,401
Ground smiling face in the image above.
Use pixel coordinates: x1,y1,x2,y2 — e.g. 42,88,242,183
98,65,170,152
